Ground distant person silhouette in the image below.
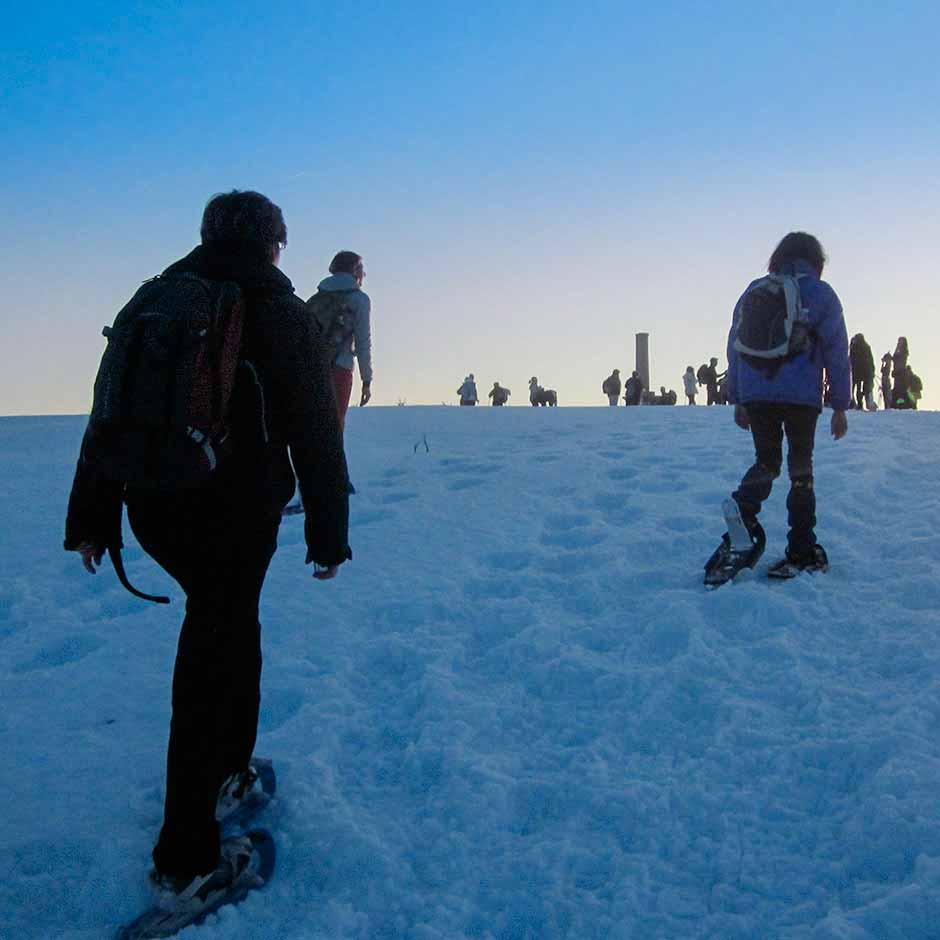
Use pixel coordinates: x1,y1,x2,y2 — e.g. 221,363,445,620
683,366,698,404
880,352,893,409
307,251,372,431
849,333,876,410
623,371,644,406
700,358,725,405
528,377,557,406
457,374,479,406
602,369,622,406
488,382,511,406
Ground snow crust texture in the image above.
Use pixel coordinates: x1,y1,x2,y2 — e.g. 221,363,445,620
2,407,939,939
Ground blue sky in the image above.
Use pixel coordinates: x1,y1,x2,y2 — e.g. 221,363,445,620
2,1,939,412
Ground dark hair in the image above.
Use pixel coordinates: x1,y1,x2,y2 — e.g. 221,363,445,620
768,232,826,276
329,251,364,275
200,190,287,261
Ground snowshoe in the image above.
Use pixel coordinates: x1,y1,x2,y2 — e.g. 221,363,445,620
704,499,766,587
117,829,276,940
217,757,276,832
767,544,829,580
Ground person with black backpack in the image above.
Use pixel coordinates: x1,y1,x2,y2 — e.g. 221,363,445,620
64,191,352,917
704,231,850,585
306,251,372,431
488,381,511,406
699,358,725,405
623,371,644,406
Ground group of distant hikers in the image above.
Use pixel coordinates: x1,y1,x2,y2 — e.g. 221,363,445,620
61,196,924,928
604,364,719,407
460,340,922,415
456,375,557,406
839,333,923,411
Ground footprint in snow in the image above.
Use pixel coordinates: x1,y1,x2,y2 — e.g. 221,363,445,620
13,635,105,674
607,466,638,481
352,509,395,526
544,511,592,530
485,551,531,573
380,491,419,505
259,686,305,733
540,528,608,550
663,516,698,534
448,478,485,491
464,577,524,601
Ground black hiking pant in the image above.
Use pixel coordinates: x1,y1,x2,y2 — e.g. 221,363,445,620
732,404,820,559
127,489,279,880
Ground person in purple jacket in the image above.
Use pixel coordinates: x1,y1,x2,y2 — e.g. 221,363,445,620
723,232,850,577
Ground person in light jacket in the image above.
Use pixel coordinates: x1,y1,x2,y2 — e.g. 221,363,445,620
682,366,698,405
458,374,479,405
311,251,372,430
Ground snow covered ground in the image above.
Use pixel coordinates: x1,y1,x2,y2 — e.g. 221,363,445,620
2,405,940,940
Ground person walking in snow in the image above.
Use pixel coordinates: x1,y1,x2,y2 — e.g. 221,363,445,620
849,333,876,410
719,231,850,578
700,357,725,405
602,369,622,406
457,374,479,405
488,381,510,405
623,370,644,406
683,366,698,404
528,376,558,406
307,250,372,431
64,191,352,906
892,336,909,376
880,352,893,409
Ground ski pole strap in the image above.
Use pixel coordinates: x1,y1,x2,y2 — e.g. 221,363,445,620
108,545,170,604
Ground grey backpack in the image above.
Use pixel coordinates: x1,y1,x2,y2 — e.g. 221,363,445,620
306,289,356,356
733,274,812,372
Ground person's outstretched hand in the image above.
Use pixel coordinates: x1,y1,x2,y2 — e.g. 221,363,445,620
734,403,750,430
831,409,848,440
312,564,339,581
360,383,372,406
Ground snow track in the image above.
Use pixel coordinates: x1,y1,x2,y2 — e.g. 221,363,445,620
2,407,939,939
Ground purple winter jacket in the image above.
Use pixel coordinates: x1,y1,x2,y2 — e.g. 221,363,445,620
725,259,851,412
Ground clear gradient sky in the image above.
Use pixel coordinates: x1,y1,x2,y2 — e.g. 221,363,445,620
2,1,938,413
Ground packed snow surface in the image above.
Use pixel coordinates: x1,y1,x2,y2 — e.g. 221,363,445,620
2,406,939,940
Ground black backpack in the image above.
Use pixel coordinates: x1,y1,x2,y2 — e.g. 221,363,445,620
82,272,245,601
733,274,813,375
306,290,356,356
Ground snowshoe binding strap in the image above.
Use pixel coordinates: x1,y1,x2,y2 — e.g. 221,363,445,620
108,545,170,604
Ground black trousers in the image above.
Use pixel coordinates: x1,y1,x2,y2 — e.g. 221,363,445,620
732,404,819,558
127,490,279,879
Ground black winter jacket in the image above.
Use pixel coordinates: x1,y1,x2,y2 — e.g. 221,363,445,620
65,244,351,567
